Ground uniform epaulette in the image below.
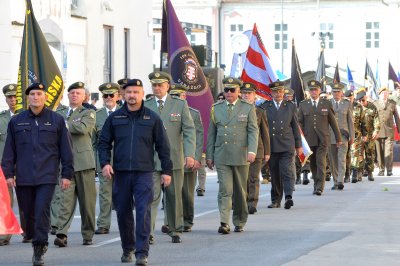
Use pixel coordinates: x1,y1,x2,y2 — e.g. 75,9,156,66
189,106,199,113
213,101,224,106
343,98,350,102
240,99,252,105
145,96,154,101
96,107,106,113
300,99,308,104
0,110,7,115
171,95,185,102
388,99,396,104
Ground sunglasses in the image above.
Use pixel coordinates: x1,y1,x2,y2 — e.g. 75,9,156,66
224,87,236,93
359,99,366,102
218,97,225,100
102,94,115,98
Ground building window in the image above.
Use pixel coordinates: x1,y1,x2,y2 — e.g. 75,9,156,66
230,24,243,37
366,22,379,48
274,24,288,50
124,28,130,79
319,23,334,49
104,26,113,82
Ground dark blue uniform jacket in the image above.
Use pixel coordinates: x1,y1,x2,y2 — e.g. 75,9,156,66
1,108,74,185
98,102,172,176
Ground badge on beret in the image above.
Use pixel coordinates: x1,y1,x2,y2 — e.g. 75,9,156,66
137,80,141,85
106,84,111,88
228,78,233,83
245,84,250,88
10,85,14,89
39,84,44,89
78,82,83,87
311,81,316,86
155,73,160,78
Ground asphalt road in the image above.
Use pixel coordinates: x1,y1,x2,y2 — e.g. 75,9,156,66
2,167,400,266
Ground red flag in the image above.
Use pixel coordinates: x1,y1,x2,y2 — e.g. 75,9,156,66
0,167,23,235
297,127,313,167
241,23,278,100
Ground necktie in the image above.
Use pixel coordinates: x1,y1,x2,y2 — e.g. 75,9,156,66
228,103,233,116
313,101,317,111
276,102,280,110
335,101,339,109
108,110,113,116
157,100,164,113
67,108,73,119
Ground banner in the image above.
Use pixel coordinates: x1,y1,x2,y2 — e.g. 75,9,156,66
297,127,313,167
241,23,278,100
290,39,305,105
347,64,355,90
365,59,378,100
315,49,326,92
161,0,214,150
16,0,64,113
333,62,340,83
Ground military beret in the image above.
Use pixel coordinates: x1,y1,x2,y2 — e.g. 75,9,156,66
355,91,367,100
117,78,129,86
240,82,256,92
222,77,243,88
26,82,45,95
68,81,85,92
2,83,17,96
344,90,354,97
331,83,344,91
99,82,120,94
169,84,188,95
148,71,171,84
123,79,143,89
269,81,285,91
379,87,388,94
307,80,322,90
285,88,294,96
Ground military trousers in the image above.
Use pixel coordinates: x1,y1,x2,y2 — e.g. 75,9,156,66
351,138,364,170
328,142,349,185
375,137,394,173
216,164,249,227
309,144,328,192
196,157,207,191
97,172,113,230
182,170,197,228
363,138,376,173
55,169,96,241
16,184,55,246
269,151,295,204
247,158,262,208
151,169,184,238
113,171,153,258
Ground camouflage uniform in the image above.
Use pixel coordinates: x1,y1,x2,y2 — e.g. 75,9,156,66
349,101,366,181
362,102,380,177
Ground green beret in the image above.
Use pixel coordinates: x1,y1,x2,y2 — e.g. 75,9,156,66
117,78,129,86
285,88,294,96
99,82,119,94
2,83,17,96
307,80,322,90
269,81,285,91
26,82,45,95
222,77,242,88
68,81,85,92
331,83,344,91
123,79,143,89
355,91,366,100
169,84,188,95
148,71,171,84
240,82,256,92
344,90,354,97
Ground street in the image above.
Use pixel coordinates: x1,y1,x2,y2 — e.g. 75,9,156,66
2,167,400,266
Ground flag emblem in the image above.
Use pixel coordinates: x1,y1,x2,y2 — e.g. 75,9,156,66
184,58,197,82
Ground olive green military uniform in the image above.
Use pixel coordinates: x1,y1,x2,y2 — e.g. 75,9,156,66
206,98,258,228
55,103,96,242
92,83,120,232
0,84,27,245
144,94,195,239
362,100,380,175
349,101,366,180
182,107,203,230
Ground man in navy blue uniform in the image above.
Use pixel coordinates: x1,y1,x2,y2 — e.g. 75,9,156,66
1,83,74,266
98,79,172,266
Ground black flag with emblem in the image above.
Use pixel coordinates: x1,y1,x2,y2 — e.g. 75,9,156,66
16,0,64,113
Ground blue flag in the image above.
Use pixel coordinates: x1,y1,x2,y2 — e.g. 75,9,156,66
161,0,214,150
347,64,355,90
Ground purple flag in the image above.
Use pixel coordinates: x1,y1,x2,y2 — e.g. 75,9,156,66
388,61,399,84
161,0,214,150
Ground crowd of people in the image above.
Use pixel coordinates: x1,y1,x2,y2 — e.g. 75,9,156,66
0,74,399,266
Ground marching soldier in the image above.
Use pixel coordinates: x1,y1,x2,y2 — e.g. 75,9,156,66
261,82,302,209
241,82,270,214
54,82,97,247
169,84,204,232
298,80,341,196
145,71,196,244
374,87,400,176
356,90,380,180
206,77,258,233
93,82,120,234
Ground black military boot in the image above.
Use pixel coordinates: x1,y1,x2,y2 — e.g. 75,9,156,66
32,244,47,266
295,174,301,185
302,172,309,185
351,169,358,183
